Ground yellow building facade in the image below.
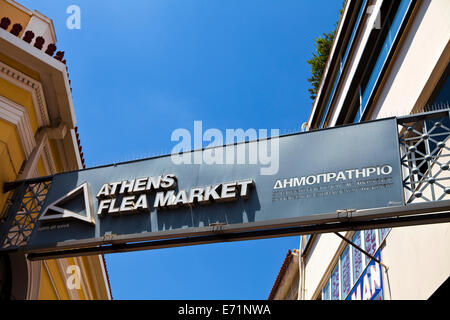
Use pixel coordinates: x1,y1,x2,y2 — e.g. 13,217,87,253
0,0,111,299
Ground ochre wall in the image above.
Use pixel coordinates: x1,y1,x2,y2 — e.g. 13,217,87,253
0,78,38,134
0,119,24,217
0,0,31,38
0,0,110,300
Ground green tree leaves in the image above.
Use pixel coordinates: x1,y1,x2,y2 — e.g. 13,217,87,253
306,31,335,101
306,1,346,102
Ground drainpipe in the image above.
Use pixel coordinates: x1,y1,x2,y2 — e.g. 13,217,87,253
298,236,306,300
298,253,306,300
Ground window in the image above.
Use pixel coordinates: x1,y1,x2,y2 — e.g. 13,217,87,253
378,228,390,243
301,234,313,256
340,246,352,298
320,71,341,128
331,264,340,300
352,231,363,281
428,71,450,110
364,229,377,264
321,229,386,300
322,280,331,300
354,0,414,122
319,0,369,128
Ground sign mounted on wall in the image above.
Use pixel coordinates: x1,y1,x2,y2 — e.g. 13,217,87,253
346,250,384,300
2,111,450,260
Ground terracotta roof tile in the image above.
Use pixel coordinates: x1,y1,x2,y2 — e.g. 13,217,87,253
268,249,293,300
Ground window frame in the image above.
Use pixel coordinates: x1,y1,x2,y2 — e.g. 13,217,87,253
320,228,390,300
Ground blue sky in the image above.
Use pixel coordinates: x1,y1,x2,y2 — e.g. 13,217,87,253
19,0,343,299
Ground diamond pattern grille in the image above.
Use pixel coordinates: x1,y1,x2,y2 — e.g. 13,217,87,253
398,111,450,203
1,181,51,248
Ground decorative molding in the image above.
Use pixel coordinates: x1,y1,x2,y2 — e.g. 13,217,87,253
86,257,102,300
0,62,63,176
74,256,94,300
0,96,56,176
42,136,56,175
55,138,70,171
0,95,36,157
87,255,112,300
0,60,50,127
26,259,41,300
98,255,112,300
56,258,80,300
42,260,61,300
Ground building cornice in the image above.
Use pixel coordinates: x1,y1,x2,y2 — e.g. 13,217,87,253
0,27,83,170
0,94,36,157
0,62,57,175
0,27,76,127
0,60,49,127
29,9,57,44
5,1,57,42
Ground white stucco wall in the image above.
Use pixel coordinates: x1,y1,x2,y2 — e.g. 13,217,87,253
371,0,450,119
304,233,343,300
304,0,450,300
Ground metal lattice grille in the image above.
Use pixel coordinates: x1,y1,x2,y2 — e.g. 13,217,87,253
398,110,450,203
1,181,51,248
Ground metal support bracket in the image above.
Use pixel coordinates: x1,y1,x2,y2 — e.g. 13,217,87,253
334,231,389,270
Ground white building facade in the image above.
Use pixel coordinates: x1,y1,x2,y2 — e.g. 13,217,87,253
270,0,450,300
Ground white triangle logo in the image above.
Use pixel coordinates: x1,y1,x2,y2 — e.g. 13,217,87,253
40,182,95,225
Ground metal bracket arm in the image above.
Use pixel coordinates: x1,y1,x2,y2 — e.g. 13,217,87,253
334,231,388,270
